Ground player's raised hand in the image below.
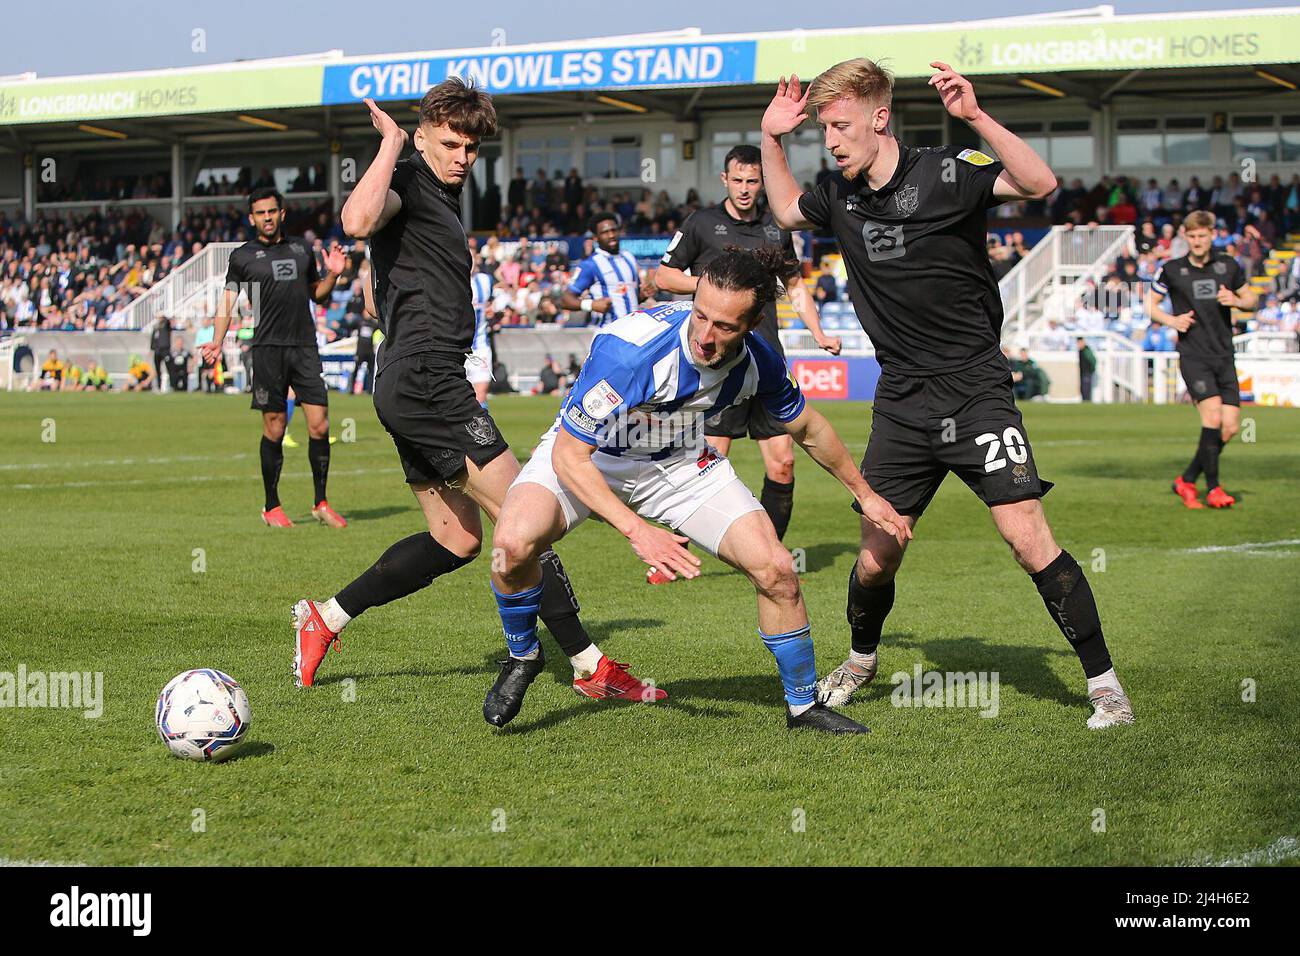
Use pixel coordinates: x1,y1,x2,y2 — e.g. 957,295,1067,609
321,242,347,276
626,522,701,581
928,62,982,123
1170,310,1196,333
364,98,408,145
856,491,912,548
761,75,810,139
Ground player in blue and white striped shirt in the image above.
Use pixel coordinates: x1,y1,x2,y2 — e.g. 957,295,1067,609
465,262,495,407
487,246,910,734
560,212,645,326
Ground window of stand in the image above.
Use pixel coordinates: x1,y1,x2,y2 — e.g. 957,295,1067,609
1230,113,1300,164
1116,116,1211,166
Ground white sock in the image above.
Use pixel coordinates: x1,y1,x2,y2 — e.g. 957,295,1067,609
319,597,352,634
511,646,540,661
570,645,604,679
789,701,815,716
1087,668,1123,697
849,649,877,669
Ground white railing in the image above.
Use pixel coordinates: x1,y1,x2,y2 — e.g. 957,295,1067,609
1234,330,1299,354
122,242,241,330
999,225,1134,340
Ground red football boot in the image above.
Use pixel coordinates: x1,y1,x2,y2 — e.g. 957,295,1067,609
312,500,348,528
262,505,294,527
292,599,341,688
1172,476,1203,510
573,656,667,702
1206,487,1236,509
645,566,674,585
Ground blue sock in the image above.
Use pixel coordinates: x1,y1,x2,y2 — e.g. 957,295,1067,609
492,581,543,659
285,396,295,426
479,400,489,411
760,625,816,710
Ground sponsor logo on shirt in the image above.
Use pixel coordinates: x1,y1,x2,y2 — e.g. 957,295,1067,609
272,259,299,281
566,405,603,434
1192,278,1218,299
582,379,623,418
713,223,728,235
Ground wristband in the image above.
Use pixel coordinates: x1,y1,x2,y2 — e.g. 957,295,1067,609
580,298,593,312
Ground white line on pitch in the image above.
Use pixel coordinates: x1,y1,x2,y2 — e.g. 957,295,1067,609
0,453,248,472
1174,835,1300,868
1177,539,1300,555
0,857,86,867
7,466,391,491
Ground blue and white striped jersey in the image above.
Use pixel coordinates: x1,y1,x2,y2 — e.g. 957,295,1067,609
558,300,805,458
567,247,641,325
470,271,493,352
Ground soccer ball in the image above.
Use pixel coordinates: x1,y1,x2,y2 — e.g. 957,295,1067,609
155,669,251,762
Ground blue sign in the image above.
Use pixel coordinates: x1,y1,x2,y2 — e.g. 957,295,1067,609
322,42,757,103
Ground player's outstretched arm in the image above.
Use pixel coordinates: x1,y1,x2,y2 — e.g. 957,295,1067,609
784,406,911,547
760,76,815,230
551,429,701,581
203,287,239,366
928,62,1056,201
786,276,840,355
653,263,698,295
340,99,408,238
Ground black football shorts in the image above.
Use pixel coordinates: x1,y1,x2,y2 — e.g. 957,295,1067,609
861,357,1053,518
705,395,788,441
373,352,510,483
1179,354,1240,406
249,345,328,412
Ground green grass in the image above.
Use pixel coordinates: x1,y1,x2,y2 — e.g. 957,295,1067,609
1,391,1297,866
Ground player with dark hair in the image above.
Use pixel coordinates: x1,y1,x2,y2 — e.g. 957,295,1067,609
560,212,650,326
1147,210,1257,509
203,186,348,528
761,58,1134,728
656,143,843,555
489,245,910,732
290,80,648,729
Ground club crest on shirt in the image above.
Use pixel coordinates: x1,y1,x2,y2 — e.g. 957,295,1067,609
763,224,781,243
465,415,498,446
582,379,623,419
895,184,920,217
1213,261,1227,274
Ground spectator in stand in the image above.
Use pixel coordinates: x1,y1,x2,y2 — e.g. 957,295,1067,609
1077,337,1097,402
534,354,565,395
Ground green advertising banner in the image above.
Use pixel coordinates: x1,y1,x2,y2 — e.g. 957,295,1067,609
0,65,324,126
755,13,1300,81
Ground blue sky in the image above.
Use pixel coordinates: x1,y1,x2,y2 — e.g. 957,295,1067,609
10,0,1293,78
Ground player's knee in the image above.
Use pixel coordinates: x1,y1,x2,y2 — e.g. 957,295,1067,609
1222,421,1239,443
1203,408,1223,429
491,526,540,574
767,456,795,484
751,548,800,605
856,547,901,585
263,416,286,440
308,418,329,440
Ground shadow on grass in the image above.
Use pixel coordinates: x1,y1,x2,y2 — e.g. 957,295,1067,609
882,631,1078,709
342,505,416,522
796,540,858,573
224,741,275,762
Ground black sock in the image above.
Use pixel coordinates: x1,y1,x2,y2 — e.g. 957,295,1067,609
847,564,895,655
259,436,284,511
760,476,795,541
1199,427,1224,490
308,436,330,504
1181,441,1203,483
1030,550,1112,679
335,532,474,618
537,549,593,657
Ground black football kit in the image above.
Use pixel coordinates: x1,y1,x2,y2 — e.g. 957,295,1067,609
1152,252,1245,405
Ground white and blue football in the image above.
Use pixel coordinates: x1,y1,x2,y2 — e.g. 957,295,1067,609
156,669,251,761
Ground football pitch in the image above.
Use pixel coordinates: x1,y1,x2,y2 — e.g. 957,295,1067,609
1,392,1297,867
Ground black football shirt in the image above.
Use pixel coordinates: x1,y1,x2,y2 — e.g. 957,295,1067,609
660,202,797,355
368,150,475,373
1151,253,1245,360
798,141,1007,376
224,235,319,347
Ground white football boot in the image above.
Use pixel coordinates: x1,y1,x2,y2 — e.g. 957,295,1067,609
816,653,878,708
1087,687,1135,729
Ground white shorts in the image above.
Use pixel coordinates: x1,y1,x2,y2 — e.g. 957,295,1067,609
513,425,764,557
465,347,492,385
